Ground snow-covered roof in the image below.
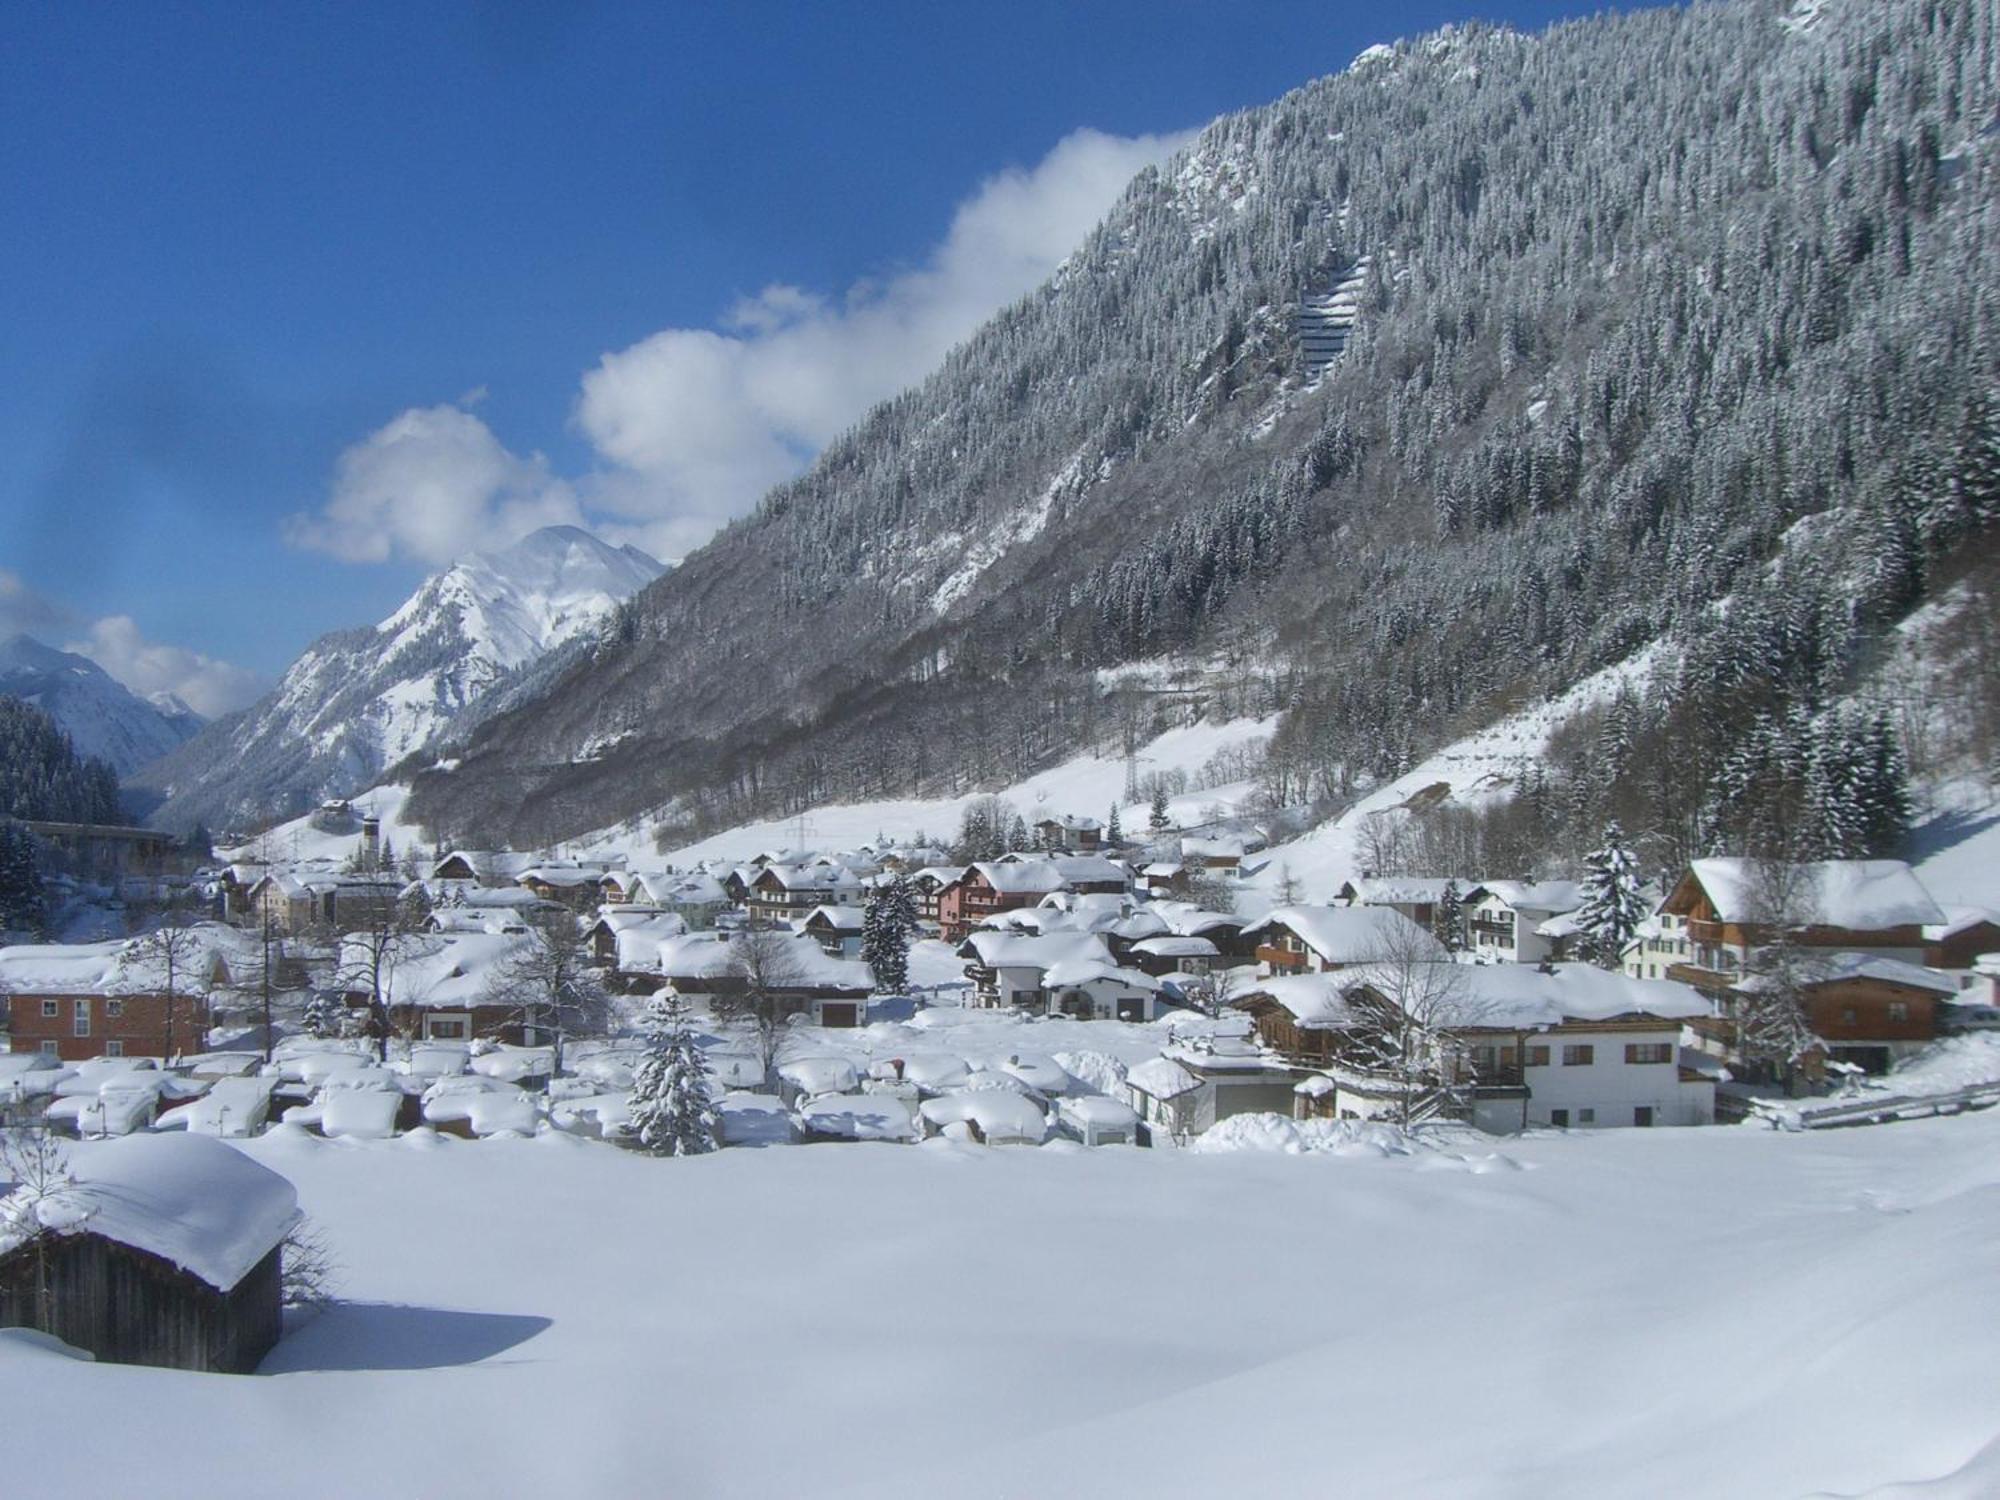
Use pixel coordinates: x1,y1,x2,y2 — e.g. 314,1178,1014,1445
1242,974,1361,1028
797,1094,915,1141
1130,935,1220,959
969,860,1072,896
1181,836,1246,860
1057,1096,1138,1130
1340,877,1464,905
1041,958,1163,993
0,924,254,996
1922,905,2000,943
1476,880,1584,915
909,865,967,888
1048,854,1131,886
779,1056,861,1098
1423,962,1711,1030
592,910,691,970
1684,859,1945,930
1125,1057,1203,1100
961,929,1112,972
918,1091,1048,1142
1241,905,1446,965
803,904,867,929
339,930,532,1009
2,1133,298,1291
1798,952,1959,995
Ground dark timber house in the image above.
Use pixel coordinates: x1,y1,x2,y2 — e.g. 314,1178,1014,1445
0,1133,299,1372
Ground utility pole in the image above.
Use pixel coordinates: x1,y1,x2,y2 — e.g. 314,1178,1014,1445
260,903,276,1066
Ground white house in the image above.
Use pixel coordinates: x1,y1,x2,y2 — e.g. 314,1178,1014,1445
1465,881,1584,965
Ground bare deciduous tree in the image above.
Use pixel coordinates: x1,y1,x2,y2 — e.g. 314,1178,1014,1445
714,927,809,1084
1346,921,1487,1129
480,911,609,1078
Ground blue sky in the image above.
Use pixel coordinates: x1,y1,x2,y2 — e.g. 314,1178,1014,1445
0,0,1628,712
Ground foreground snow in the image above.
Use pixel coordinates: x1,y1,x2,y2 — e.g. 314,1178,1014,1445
4,1109,1999,1497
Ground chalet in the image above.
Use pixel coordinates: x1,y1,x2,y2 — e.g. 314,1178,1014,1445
630,871,729,928
1150,903,1259,961
1465,881,1583,966
1734,953,1959,1074
957,929,1113,1010
1336,877,1475,946
430,850,536,887
743,863,867,927
1123,1057,1205,1143
1033,815,1104,853
1180,836,1249,874
1923,906,2000,985
0,1133,297,1373
1,933,243,1061
1127,934,1221,979
801,904,867,959
1046,853,1132,895
1239,963,1715,1132
1660,858,1946,990
340,930,535,1045
905,866,966,933
937,861,1070,942
585,909,689,991
1040,957,1169,1021
1138,862,1189,898
1243,904,1446,975
652,932,874,1027
516,865,610,911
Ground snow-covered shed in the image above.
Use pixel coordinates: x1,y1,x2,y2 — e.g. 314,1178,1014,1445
0,1133,298,1372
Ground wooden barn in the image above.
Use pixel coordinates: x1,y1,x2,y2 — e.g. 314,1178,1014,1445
0,1133,298,1373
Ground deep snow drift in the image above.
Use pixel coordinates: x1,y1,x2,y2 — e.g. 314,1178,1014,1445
3,1109,1997,1498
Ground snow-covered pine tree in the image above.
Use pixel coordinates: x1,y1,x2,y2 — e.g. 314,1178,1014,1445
1148,786,1170,834
302,988,344,1039
628,992,721,1157
1106,803,1123,846
1574,821,1647,969
1430,877,1465,954
861,876,917,994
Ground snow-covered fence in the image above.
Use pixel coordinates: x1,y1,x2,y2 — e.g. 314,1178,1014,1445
1752,1080,2000,1132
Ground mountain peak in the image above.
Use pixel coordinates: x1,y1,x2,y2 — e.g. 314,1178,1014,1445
0,634,204,775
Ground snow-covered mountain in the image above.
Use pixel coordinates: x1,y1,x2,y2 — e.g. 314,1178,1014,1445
135,526,664,831
0,634,205,776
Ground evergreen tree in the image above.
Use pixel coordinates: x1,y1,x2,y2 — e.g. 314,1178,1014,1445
1148,786,1171,834
1430,877,1465,954
861,876,918,994
0,822,47,937
1574,821,1647,968
628,993,721,1157
302,990,344,1040
1106,803,1124,846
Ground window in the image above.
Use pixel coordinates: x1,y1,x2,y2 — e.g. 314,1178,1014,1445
39,1039,59,1056
1841,1006,1859,1025
1634,1106,1655,1127
73,1000,90,1038
41,999,58,1018
1577,1108,1596,1124
1625,1043,1673,1065
1550,1108,1570,1128
1526,1045,1551,1068
428,1019,467,1040
106,998,123,1018
105,1040,124,1058
1562,1044,1594,1066
1887,1001,1910,1023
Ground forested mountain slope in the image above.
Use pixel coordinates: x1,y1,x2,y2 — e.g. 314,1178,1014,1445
408,0,2000,852
0,634,203,776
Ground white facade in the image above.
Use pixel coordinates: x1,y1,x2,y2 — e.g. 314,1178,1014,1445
1499,1025,1712,1130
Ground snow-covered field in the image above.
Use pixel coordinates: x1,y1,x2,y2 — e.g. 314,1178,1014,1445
5,1104,1999,1498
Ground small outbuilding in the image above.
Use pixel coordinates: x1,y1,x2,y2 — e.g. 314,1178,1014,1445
0,1133,299,1373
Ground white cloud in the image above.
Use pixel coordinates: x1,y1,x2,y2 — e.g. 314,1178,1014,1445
67,615,268,719
289,125,1188,570
287,402,583,566
576,124,1191,556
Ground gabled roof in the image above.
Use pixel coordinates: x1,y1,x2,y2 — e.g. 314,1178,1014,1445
1678,859,1945,931
960,930,1112,971
1475,880,1584,915
969,860,1071,896
1,1132,299,1292
1339,877,1469,906
1241,905,1446,965
1126,1057,1202,1100
1922,905,2000,943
